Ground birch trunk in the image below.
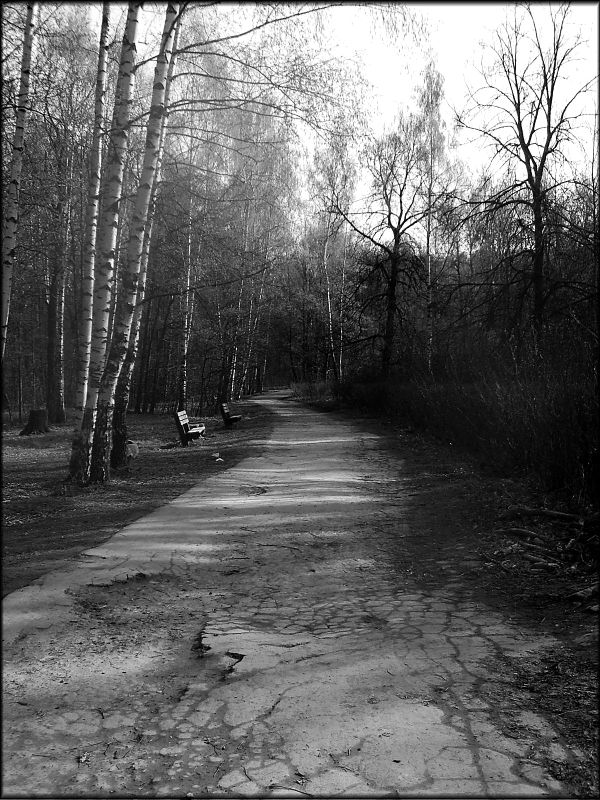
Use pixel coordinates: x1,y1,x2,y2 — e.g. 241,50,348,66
177,110,195,411
91,2,180,483
75,2,140,484
1,2,38,365
239,233,270,394
67,4,111,472
73,2,111,422
46,155,72,424
229,278,244,400
112,16,181,466
338,221,348,382
322,211,338,381
229,204,250,401
425,196,433,375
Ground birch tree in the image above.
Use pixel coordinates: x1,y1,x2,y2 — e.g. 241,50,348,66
1,2,38,365
112,12,181,469
175,106,199,413
90,1,181,483
417,62,445,374
74,1,141,484
313,136,356,382
69,2,110,471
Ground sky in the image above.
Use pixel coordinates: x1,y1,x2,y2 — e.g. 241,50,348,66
85,1,599,176
327,2,599,172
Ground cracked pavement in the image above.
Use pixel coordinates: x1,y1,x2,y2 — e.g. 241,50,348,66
2,390,577,796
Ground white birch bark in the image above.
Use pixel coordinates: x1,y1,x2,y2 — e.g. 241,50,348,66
177,108,196,410
69,3,111,473
1,2,38,364
322,210,338,381
112,15,181,467
122,13,181,394
91,2,181,482
77,1,141,484
239,228,270,394
338,220,348,382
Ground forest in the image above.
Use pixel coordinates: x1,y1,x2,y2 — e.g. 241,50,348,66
2,1,598,503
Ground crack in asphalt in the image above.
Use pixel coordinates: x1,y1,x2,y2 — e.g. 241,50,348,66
2,391,573,796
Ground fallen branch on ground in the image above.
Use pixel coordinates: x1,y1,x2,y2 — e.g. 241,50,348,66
507,505,580,521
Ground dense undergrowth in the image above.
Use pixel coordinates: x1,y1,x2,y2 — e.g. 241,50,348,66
291,368,599,510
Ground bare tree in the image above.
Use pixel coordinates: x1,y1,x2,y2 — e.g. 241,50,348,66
334,114,436,378
457,3,596,328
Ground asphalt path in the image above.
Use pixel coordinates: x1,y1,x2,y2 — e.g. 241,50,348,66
2,390,573,796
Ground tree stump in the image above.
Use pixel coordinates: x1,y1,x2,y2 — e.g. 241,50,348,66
19,409,50,435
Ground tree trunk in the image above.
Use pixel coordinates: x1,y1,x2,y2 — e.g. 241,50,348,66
134,299,152,413
381,253,399,379
90,2,180,483
238,255,268,395
69,3,111,474
322,212,338,382
20,409,49,435
532,196,545,328
1,2,38,365
177,106,196,412
229,277,245,400
338,221,348,383
46,264,67,423
112,15,180,467
425,185,434,375
110,403,128,470
47,150,72,425
229,198,253,399
75,2,140,484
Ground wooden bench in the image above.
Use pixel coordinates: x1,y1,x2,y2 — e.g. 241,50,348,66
220,402,242,427
174,410,205,446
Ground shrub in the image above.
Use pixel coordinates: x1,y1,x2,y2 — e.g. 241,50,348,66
290,381,337,404
336,369,598,505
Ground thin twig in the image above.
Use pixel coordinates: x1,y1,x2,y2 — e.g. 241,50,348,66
508,505,579,521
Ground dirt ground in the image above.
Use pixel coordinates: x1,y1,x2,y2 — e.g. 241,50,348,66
2,401,276,596
2,395,598,796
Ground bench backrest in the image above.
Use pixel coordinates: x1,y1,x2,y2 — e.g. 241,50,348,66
175,410,190,431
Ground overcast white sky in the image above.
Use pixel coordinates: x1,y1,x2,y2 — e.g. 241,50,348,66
328,2,599,171
87,1,598,174
342,4,597,98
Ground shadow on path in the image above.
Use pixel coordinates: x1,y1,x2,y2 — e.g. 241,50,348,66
2,390,583,796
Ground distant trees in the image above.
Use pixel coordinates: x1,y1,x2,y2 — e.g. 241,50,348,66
1,2,38,365
333,110,445,378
